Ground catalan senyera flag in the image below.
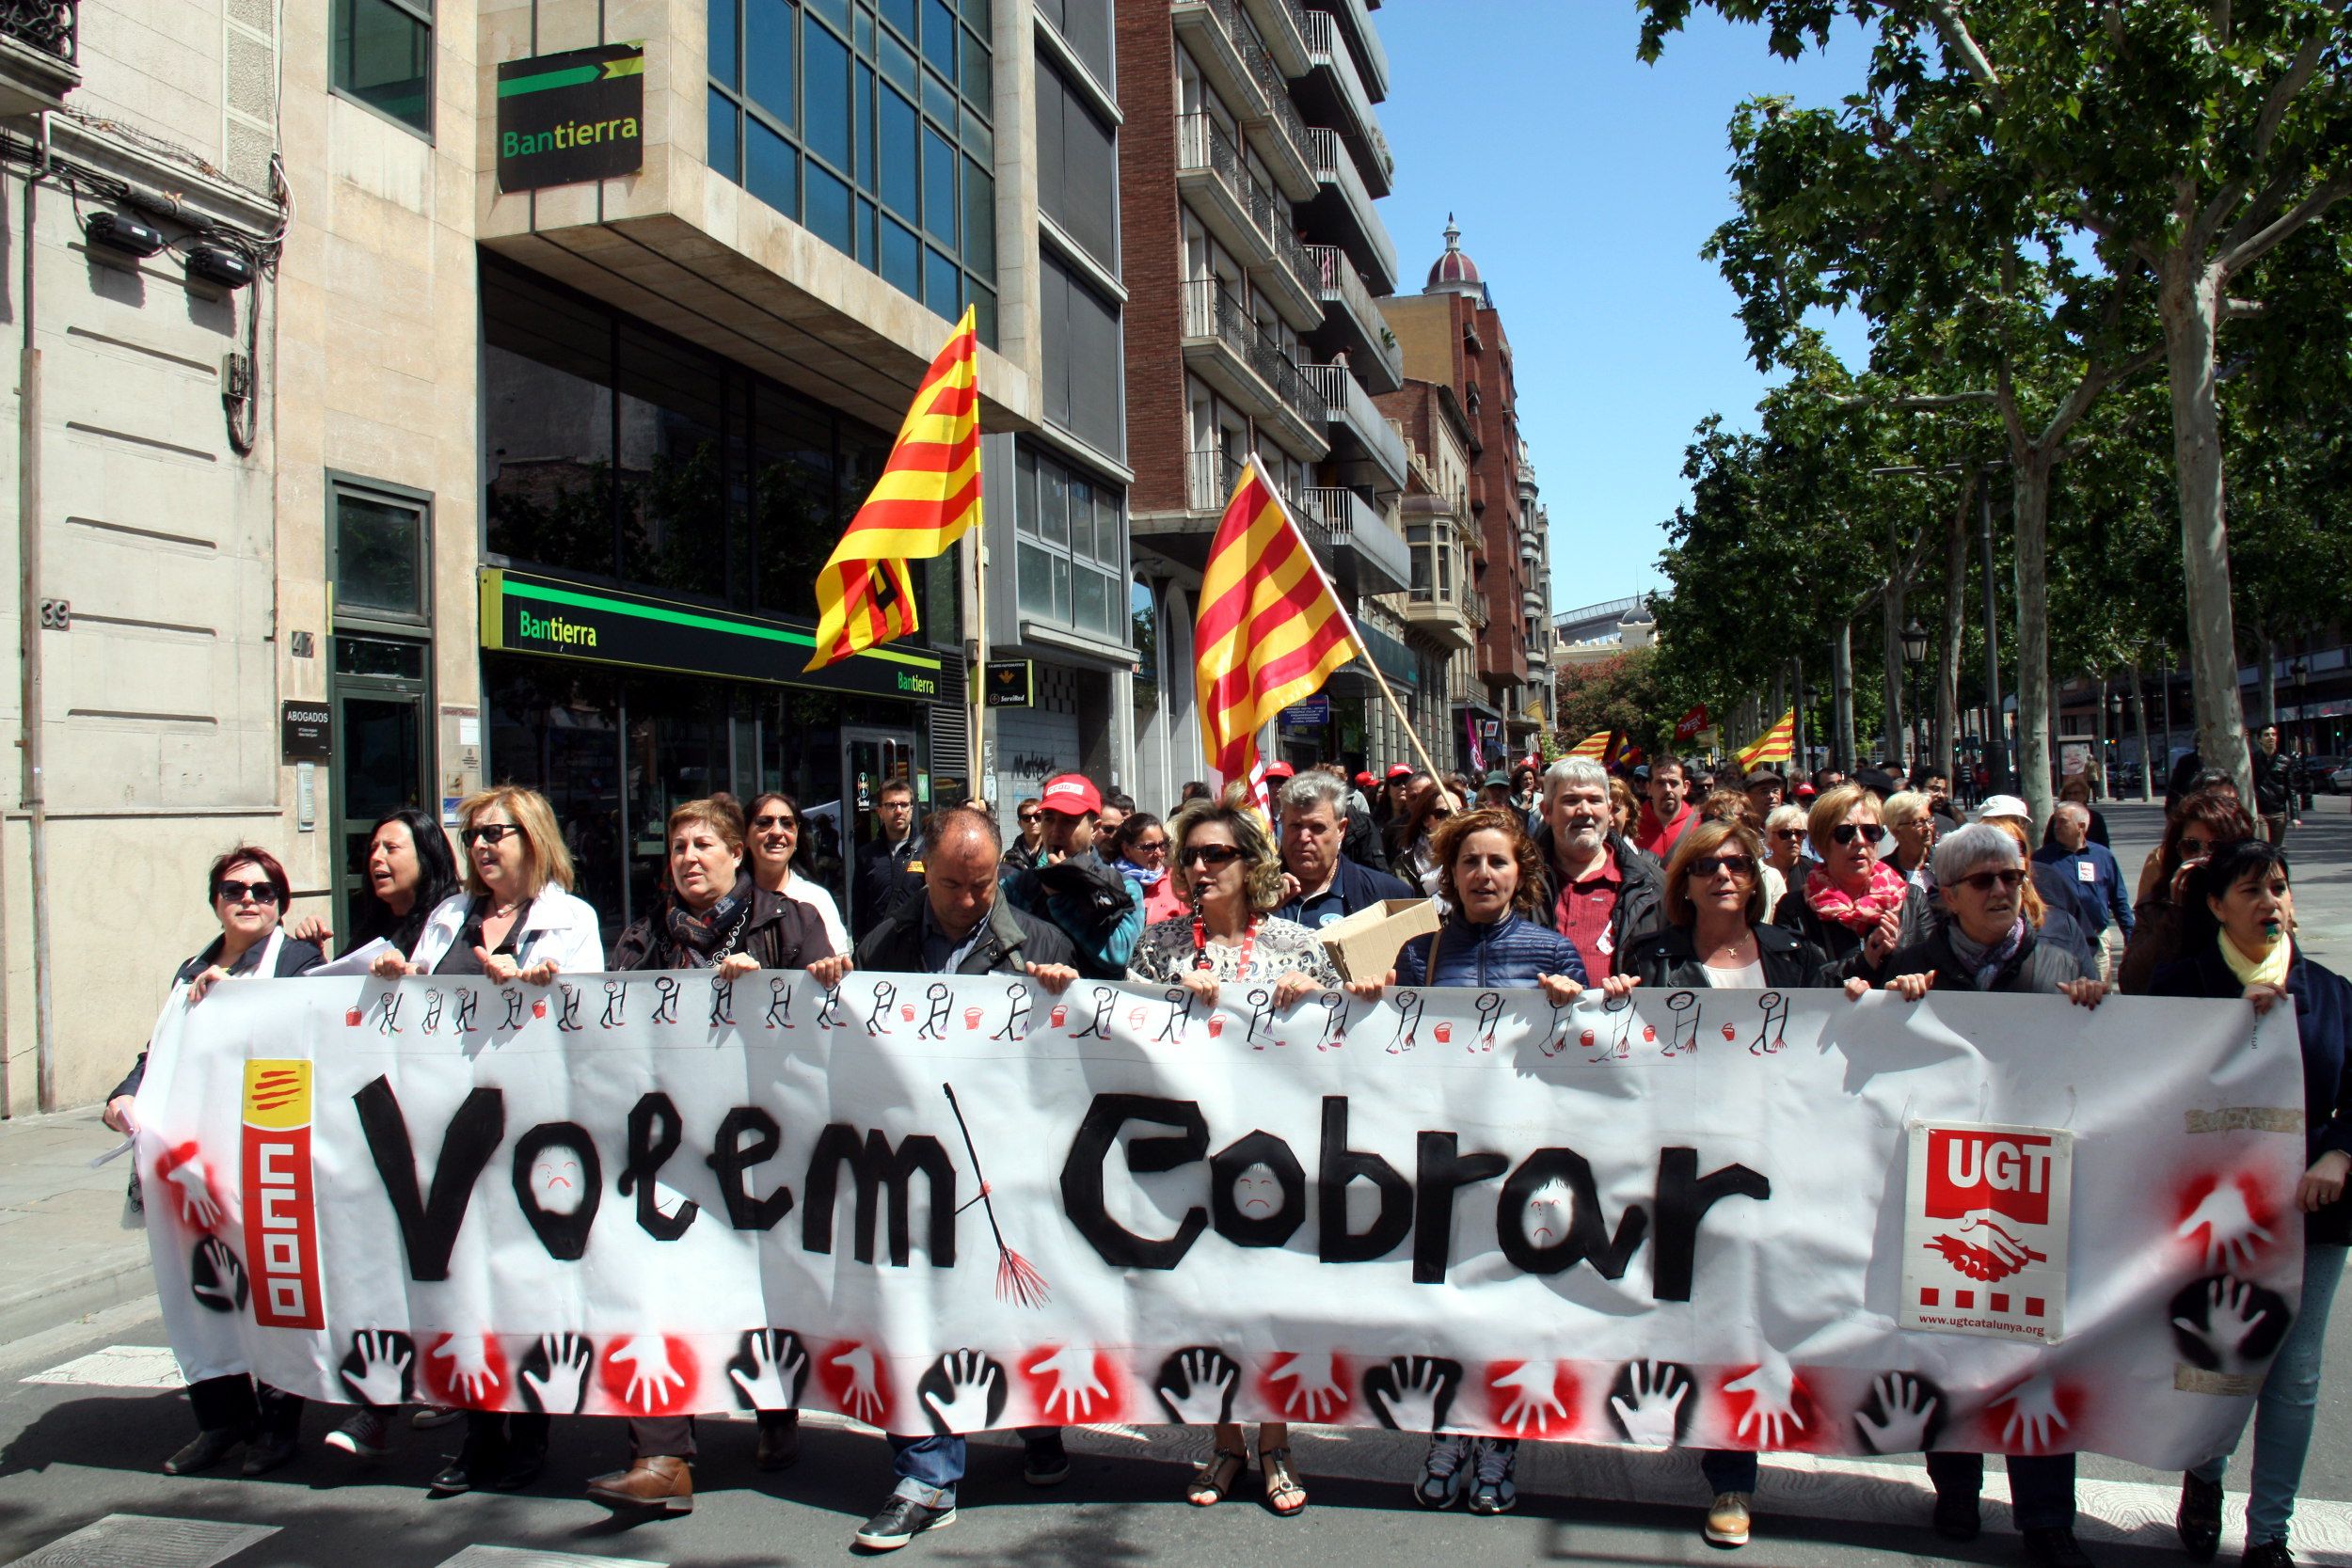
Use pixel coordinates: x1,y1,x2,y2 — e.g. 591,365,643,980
1567,729,1613,760
1737,707,1798,772
1195,456,1361,788
803,307,980,673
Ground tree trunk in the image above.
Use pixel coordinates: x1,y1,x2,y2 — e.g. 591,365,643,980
2010,449,2058,831
2162,253,2252,801
1832,624,1856,771
1883,517,1906,766
2256,626,2277,728
2131,659,2153,801
2091,673,2109,797
1939,482,1968,784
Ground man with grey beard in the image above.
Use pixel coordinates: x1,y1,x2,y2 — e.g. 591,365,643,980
1530,756,1666,983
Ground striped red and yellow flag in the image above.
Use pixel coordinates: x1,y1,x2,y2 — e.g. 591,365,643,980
1567,729,1613,760
1194,457,1360,788
1736,707,1797,771
803,307,981,673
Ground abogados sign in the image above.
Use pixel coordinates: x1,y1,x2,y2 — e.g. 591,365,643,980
495,43,645,194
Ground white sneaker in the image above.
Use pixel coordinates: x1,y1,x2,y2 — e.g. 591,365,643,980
324,1407,394,1459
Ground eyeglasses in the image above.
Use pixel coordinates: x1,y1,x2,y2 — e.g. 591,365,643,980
1018,811,1041,823
1772,828,1805,841
1688,855,1756,879
1954,869,2027,894
461,824,520,847
1132,837,1168,854
215,879,279,905
1831,823,1888,846
1179,844,1244,868
751,814,797,831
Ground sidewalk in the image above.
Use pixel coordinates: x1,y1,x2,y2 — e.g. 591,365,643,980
0,1107,152,1345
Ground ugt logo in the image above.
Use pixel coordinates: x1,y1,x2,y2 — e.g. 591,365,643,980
1921,1129,2056,1284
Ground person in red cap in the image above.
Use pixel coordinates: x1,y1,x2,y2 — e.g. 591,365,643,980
1354,769,1376,790
1000,773,1144,979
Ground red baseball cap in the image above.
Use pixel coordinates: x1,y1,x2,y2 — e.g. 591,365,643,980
1354,770,1376,788
1263,760,1295,780
1385,764,1412,780
1038,773,1102,816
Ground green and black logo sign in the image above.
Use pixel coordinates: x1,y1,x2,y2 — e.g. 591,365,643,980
496,42,645,194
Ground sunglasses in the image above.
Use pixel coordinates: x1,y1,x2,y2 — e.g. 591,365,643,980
215,879,280,905
1132,837,1168,853
1955,868,2026,894
461,823,521,847
1688,855,1756,879
2179,836,2213,856
1018,811,1041,823
1180,844,1244,869
1772,828,1804,841
1831,823,1888,846
751,814,798,831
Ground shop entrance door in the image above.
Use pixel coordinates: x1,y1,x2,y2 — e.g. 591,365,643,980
330,633,433,937
841,726,917,931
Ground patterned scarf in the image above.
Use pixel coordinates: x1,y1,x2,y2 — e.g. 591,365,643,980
664,872,754,967
1947,916,2028,990
1804,857,1911,933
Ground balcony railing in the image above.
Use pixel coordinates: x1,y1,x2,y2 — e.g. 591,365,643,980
1299,361,1408,487
1186,448,1244,513
1238,37,1316,189
1310,0,1389,101
1306,128,1400,293
1183,277,1327,432
1176,113,1250,214
1465,590,1490,630
1240,0,1311,72
1305,243,1405,387
2,0,75,64
1301,9,1393,191
1170,0,1270,118
1302,485,1410,596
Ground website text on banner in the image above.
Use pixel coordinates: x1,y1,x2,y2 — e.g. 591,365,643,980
134,975,2299,1469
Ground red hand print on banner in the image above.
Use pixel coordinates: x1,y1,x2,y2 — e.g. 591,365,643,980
1485,1359,1578,1439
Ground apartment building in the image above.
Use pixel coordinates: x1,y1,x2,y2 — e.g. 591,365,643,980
1115,0,1416,807
1382,376,1480,773
0,0,1124,1109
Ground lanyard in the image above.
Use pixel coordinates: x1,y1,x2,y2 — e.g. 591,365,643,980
1193,912,1258,974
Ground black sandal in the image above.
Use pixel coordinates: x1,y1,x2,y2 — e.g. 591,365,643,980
1186,1448,1247,1506
1260,1445,1307,1516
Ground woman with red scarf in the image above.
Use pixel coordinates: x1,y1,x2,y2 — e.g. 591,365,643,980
1772,783,1918,969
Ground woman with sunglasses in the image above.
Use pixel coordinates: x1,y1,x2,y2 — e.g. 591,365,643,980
1760,803,1808,920
1881,791,1940,891
1128,785,1339,1518
1388,775,1459,896
2120,787,2259,992
2153,841,2352,1568
1110,812,1184,924
1617,817,1837,1547
1860,824,2105,1565
1772,784,1915,970
746,791,849,956
106,846,323,1478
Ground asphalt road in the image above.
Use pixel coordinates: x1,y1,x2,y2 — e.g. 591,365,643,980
2,800,2350,1568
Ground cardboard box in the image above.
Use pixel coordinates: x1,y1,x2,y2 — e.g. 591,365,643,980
1317,897,1441,982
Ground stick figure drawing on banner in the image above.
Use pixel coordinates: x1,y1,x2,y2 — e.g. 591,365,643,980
1664,990,1701,1056
453,989,479,1034
992,980,1031,1041
765,976,792,1028
1751,990,1789,1054
556,983,583,1032
864,981,898,1035
1387,990,1424,1054
1593,992,1635,1062
917,983,952,1039
1317,990,1347,1051
499,987,525,1031
373,990,403,1036
600,980,625,1029
1243,988,1279,1049
422,990,445,1034
708,975,736,1028
1156,986,1194,1042
651,976,680,1025
1070,985,1115,1040
815,975,848,1029
1473,990,1506,1052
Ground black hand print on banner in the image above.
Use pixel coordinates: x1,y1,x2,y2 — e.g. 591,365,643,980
373,991,403,1036
600,980,626,1028
557,983,583,1032
1851,1370,1950,1454
1154,1346,1241,1424
765,976,793,1028
1386,990,1424,1054
500,988,525,1031
1317,990,1348,1051
340,1329,418,1408
866,981,898,1035
453,990,480,1034
709,976,736,1028
1607,1359,1697,1445
1156,986,1194,1042
726,1329,809,1413
815,976,848,1029
190,1236,247,1313
991,981,1030,1040
421,990,445,1034
516,1333,596,1415
918,983,952,1040
1071,986,1115,1040
1474,990,1506,1052
2169,1275,2295,1371
917,1349,1009,1434
651,976,680,1025
1751,990,1789,1054
1363,1354,1462,1431
1243,988,1278,1049
1664,990,1700,1057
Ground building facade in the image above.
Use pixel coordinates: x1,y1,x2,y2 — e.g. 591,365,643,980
1114,0,1414,808
0,0,1126,1110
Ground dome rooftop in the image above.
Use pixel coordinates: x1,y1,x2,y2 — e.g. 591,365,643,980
1423,214,1483,296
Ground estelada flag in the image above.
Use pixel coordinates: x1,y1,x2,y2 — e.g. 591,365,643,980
803,307,980,672
1675,704,1710,741
1567,729,1613,760
1737,707,1798,771
1195,455,1360,789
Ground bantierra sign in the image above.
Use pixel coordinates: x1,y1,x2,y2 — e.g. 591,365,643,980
137,975,2299,1468
496,43,645,195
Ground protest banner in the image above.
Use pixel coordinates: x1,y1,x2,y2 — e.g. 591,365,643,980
132,973,2300,1467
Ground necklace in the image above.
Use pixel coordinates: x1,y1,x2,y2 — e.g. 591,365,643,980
1193,911,1259,974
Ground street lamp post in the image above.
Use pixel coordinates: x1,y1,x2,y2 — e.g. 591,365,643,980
1900,618,1929,781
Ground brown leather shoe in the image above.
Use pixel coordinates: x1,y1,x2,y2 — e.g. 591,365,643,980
585,1456,693,1513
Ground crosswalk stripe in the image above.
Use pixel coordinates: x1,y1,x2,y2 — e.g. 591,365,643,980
428,1547,666,1568
21,1345,184,1390
2,1514,276,1568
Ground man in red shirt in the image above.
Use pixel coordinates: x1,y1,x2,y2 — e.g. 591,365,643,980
1533,756,1664,981
1633,754,1695,859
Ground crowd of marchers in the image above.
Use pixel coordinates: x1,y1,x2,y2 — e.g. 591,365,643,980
102,741,2350,1566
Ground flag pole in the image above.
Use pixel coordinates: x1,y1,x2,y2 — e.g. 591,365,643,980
968,509,987,809
1251,454,1460,812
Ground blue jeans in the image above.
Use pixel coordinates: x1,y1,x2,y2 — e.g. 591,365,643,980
887,1426,1058,1509
1927,1450,2075,1532
2192,1243,2348,1545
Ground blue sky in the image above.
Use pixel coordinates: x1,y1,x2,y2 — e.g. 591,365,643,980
1370,3,1872,611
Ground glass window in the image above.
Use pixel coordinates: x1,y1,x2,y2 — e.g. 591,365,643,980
881,215,921,296
921,124,957,244
855,65,875,190
804,0,848,24
879,28,915,90
921,245,960,318
752,387,834,619
746,0,795,125
803,15,852,170
921,0,956,78
483,261,620,579
961,156,993,277
748,119,799,217
967,281,996,344
1010,442,1127,641
879,87,919,215
710,0,739,88
805,162,852,252
615,325,728,600
921,67,957,129
707,89,739,180
334,489,425,620
959,29,990,104
1038,462,1068,546
856,195,877,263
331,0,432,136
881,0,916,40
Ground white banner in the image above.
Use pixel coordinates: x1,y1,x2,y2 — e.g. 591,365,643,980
132,972,2304,1467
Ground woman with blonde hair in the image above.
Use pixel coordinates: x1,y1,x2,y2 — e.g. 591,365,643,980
1129,784,1338,1517
1771,784,1915,968
1881,791,1940,888
1608,776,1640,840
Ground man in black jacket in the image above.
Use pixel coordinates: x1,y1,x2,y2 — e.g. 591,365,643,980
1273,771,1413,928
1530,755,1666,981
847,805,1075,1552
850,778,923,942
2252,723,2295,846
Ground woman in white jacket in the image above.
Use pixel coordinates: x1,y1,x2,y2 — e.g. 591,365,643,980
368,784,603,1494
